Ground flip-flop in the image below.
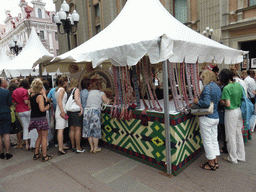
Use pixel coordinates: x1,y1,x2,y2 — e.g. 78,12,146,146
200,162,216,171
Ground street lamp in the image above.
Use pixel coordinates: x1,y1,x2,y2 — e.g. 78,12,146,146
9,35,23,56
54,0,80,51
203,27,213,39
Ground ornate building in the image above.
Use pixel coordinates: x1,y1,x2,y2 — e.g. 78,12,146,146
0,0,58,59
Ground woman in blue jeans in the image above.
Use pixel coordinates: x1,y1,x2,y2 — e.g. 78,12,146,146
193,70,222,171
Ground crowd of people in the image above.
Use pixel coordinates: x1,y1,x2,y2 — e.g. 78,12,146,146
0,76,110,161
194,66,255,171
1,66,255,168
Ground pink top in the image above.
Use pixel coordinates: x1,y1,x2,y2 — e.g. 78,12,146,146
12,87,30,112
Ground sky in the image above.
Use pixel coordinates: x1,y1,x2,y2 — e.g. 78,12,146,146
0,0,55,24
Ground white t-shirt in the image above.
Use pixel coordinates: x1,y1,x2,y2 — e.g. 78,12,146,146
244,76,256,98
86,90,105,109
234,77,248,97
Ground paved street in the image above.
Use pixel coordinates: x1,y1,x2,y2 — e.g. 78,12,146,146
0,134,256,192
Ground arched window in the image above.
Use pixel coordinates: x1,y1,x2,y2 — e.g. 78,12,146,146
38,9,42,18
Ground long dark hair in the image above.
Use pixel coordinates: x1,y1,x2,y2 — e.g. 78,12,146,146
219,69,234,86
19,79,30,89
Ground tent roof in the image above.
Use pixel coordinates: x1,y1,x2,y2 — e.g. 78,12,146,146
0,49,11,70
5,27,53,77
49,0,245,68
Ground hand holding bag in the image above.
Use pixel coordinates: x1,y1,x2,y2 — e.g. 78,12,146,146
65,88,80,112
190,85,214,116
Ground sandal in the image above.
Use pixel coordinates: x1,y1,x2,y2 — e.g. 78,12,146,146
33,153,42,160
200,162,216,171
58,150,67,155
215,162,219,169
42,155,53,162
93,148,101,154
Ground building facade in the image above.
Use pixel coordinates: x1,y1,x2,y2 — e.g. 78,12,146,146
0,0,59,59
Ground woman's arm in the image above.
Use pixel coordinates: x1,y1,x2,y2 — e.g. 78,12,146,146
74,88,83,116
197,85,211,107
102,93,110,105
58,88,66,119
36,95,50,112
220,99,230,108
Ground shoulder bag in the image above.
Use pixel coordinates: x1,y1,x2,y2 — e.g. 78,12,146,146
65,88,80,112
240,84,254,123
191,85,214,116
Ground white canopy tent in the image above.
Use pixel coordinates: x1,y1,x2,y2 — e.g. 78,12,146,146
5,27,54,77
46,0,247,175
47,0,245,68
0,49,11,71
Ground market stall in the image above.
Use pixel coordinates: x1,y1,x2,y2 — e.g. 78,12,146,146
45,0,246,175
3,27,54,78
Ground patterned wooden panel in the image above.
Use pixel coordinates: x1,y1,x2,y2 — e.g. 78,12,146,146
102,111,203,175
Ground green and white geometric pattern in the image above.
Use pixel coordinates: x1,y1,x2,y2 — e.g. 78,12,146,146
102,113,202,167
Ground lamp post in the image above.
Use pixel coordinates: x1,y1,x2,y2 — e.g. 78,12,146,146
9,35,23,56
203,27,213,39
54,0,80,51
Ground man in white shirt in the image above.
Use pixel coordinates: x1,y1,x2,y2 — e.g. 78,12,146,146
244,70,256,104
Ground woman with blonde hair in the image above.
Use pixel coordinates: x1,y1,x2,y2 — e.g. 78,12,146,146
193,70,222,170
55,76,69,154
28,78,52,162
83,81,110,153
66,78,84,153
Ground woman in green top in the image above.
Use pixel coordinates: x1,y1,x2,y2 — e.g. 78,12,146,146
219,69,245,164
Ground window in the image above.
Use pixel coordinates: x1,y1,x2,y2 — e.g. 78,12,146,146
94,4,100,17
55,32,58,41
38,9,42,18
174,0,187,23
249,0,256,6
39,31,44,39
96,25,101,34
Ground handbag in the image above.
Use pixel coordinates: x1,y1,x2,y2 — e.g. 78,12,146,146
190,85,214,116
10,106,23,134
65,88,80,112
240,84,254,124
190,102,214,116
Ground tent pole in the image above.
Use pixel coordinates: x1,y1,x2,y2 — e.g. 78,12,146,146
162,60,172,175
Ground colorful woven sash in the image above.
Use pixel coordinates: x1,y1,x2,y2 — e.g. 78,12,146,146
168,62,181,112
186,63,194,104
180,62,189,106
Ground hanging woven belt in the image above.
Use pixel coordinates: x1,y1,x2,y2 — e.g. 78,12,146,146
132,65,140,108
143,57,158,111
111,66,118,118
196,61,201,98
139,61,149,112
147,58,163,112
175,63,186,112
168,62,180,112
180,62,189,107
190,63,198,99
185,63,194,104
